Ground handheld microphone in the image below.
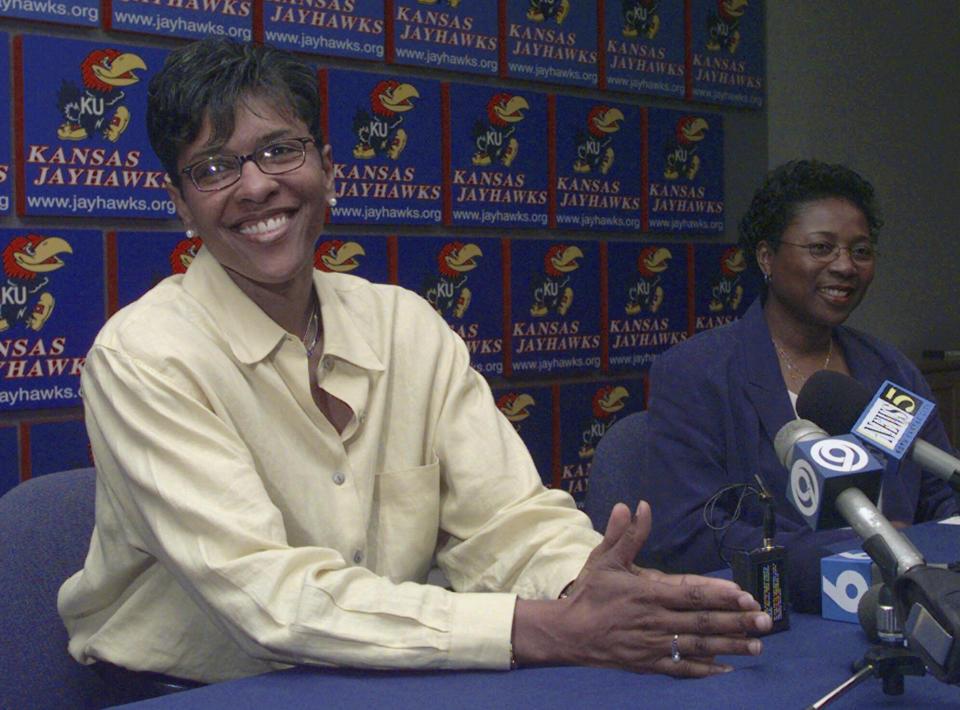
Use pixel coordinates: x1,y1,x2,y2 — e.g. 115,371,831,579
797,370,960,494
773,420,923,583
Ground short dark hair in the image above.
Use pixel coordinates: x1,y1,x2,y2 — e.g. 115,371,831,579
738,160,883,268
146,37,323,188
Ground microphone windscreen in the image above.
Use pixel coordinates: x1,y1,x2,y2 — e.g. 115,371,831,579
796,370,871,435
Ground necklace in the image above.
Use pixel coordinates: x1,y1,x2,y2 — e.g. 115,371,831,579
772,336,832,386
301,299,321,356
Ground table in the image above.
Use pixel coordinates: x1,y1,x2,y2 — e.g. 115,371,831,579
115,523,960,710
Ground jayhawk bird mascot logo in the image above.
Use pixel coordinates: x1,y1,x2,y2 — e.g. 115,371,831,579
578,386,629,459
352,80,420,160
531,244,583,317
421,241,483,319
625,246,672,315
313,239,366,273
622,0,661,38
169,236,202,275
664,115,708,180
708,246,746,312
527,0,570,24
573,106,625,175
497,392,537,432
706,0,748,54
0,234,73,333
56,49,147,143
418,0,461,6
472,93,529,167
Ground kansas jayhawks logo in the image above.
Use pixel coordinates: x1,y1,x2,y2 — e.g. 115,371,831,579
626,246,671,315
56,49,147,143
352,81,420,160
573,106,624,175
421,241,482,319
418,0,461,6
709,246,746,312
169,236,202,275
664,115,708,180
0,234,72,332
527,0,570,24
531,244,582,317
622,0,661,38
314,240,366,273
579,385,629,459
472,93,529,167
497,392,537,433
706,0,749,54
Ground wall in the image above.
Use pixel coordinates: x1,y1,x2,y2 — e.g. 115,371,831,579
0,3,768,495
766,1,960,358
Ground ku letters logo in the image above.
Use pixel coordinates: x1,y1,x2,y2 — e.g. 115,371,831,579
57,49,147,143
664,115,709,180
0,234,73,333
352,81,421,160
625,246,671,315
420,241,482,319
572,106,624,175
530,244,582,317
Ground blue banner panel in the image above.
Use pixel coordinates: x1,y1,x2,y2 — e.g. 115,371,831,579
114,230,199,311
553,95,643,232
688,0,765,108
0,425,19,496
326,68,443,226
0,33,10,216
106,0,254,42
448,82,549,228
314,234,390,285
645,107,724,234
607,241,689,371
261,0,385,60
0,0,99,26
27,418,92,478
397,236,504,378
691,242,759,332
558,376,644,508
16,35,174,219
504,0,598,88
603,0,685,98
508,239,601,376
391,1,498,76
491,382,555,488
0,228,104,412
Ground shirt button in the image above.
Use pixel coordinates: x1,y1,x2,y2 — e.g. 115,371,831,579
332,473,345,485
358,411,366,424
322,357,334,371
352,550,363,564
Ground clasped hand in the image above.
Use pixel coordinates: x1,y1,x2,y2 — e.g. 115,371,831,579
513,501,772,677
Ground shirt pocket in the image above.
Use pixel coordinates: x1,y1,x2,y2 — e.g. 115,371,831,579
371,455,440,583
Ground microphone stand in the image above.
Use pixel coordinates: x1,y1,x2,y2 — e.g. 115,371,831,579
804,584,926,709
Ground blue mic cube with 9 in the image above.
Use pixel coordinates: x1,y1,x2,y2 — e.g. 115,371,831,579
785,434,884,530
821,550,878,623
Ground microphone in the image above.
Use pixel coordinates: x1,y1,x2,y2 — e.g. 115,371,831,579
773,420,923,583
797,370,960,493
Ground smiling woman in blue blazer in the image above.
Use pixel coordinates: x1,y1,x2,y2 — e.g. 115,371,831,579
635,160,958,611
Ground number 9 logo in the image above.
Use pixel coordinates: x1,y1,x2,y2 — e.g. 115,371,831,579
790,459,820,516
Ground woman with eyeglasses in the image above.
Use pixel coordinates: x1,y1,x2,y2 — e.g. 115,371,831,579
620,160,958,612
59,37,772,698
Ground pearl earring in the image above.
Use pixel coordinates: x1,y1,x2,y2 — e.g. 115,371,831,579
327,196,337,207
186,229,196,239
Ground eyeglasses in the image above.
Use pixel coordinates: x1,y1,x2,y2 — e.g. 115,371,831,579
779,240,879,264
181,137,315,192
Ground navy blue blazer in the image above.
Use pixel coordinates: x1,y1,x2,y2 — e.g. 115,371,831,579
638,299,957,611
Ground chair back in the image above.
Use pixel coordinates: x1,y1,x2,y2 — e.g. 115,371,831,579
0,467,111,710
584,411,647,532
